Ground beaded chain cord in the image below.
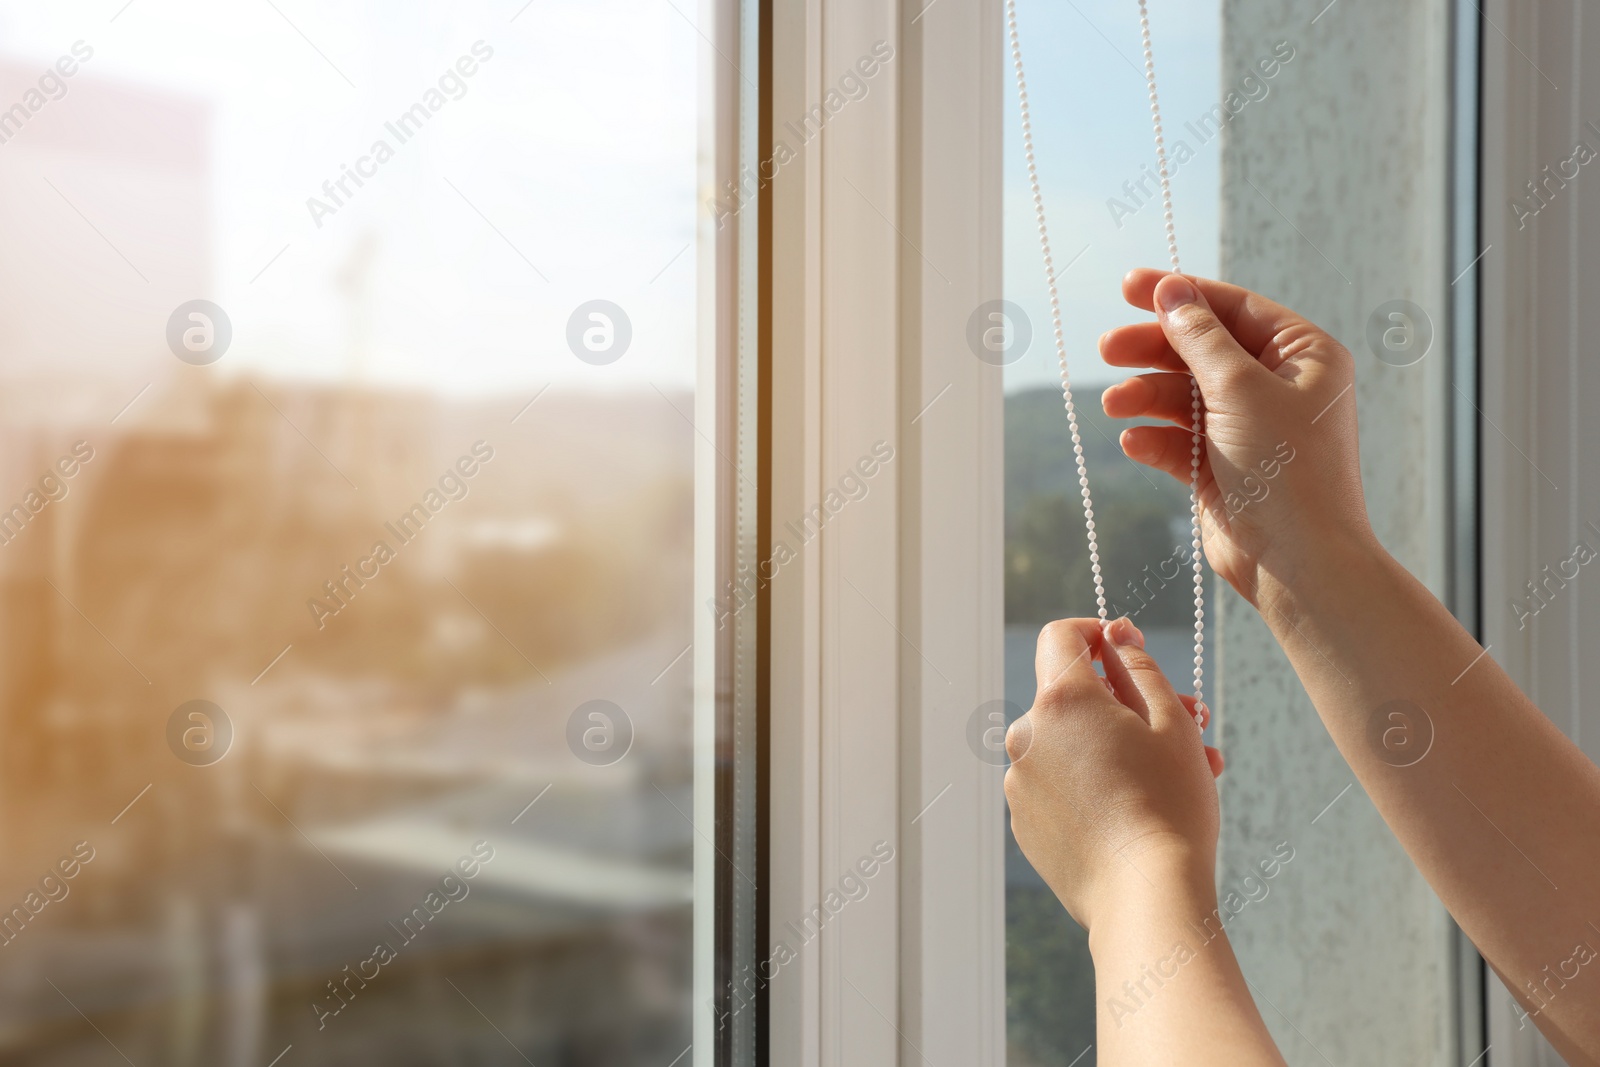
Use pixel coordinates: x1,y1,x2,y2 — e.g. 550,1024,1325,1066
1005,0,1207,726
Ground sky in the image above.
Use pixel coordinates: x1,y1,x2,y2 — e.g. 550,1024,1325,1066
1003,0,1221,394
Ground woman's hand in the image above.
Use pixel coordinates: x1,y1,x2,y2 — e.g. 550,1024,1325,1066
1009,616,1289,1064
1005,616,1221,931
1100,269,1374,606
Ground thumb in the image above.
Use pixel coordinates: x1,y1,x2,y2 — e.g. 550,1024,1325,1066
1152,273,1267,397
1101,617,1195,736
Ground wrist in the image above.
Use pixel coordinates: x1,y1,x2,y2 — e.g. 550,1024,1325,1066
1254,528,1393,628
1085,847,1217,957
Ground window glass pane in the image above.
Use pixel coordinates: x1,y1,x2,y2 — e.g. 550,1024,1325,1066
1003,2,1219,1063
0,2,699,1063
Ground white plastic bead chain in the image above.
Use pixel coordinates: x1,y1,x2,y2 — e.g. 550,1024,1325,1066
1006,0,1207,727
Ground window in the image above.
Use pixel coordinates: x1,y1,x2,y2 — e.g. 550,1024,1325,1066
11,0,1564,1063
0,2,707,1062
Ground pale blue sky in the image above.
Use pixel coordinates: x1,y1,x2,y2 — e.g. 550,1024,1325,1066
1003,0,1221,394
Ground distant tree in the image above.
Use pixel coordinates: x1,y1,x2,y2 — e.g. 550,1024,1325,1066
1007,884,1097,1065
1006,486,1189,628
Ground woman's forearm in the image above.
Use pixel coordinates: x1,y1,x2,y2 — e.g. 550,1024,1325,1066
1089,861,1285,1066
1256,538,1600,1060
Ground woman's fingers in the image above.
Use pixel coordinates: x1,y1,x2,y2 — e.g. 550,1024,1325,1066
1034,618,1107,695
1149,275,1274,397
1113,675,1218,774
1178,693,1209,730
1102,372,1200,426
1094,618,1222,774
1099,617,1192,735
1122,268,1351,380
1099,322,1189,373
1089,638,1212,728
1119,424,1207,487
1183,696,1220,775
1099,617,1150,724
1122,268,1305,358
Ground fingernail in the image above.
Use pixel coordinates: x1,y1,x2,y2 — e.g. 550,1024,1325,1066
1108,617,1144,649
1156,276,1198,314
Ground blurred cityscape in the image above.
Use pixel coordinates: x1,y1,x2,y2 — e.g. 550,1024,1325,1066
0,46,696,1067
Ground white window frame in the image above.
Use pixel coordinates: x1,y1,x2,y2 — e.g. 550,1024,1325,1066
755,0,1006,1063
1480,0,1600,1062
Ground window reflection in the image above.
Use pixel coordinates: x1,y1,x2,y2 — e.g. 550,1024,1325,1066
0,2,698,1063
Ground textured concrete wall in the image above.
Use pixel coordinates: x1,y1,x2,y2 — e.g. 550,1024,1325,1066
1215,2,1457,1064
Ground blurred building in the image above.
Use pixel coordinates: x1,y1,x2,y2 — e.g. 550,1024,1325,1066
0,375,695,1065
